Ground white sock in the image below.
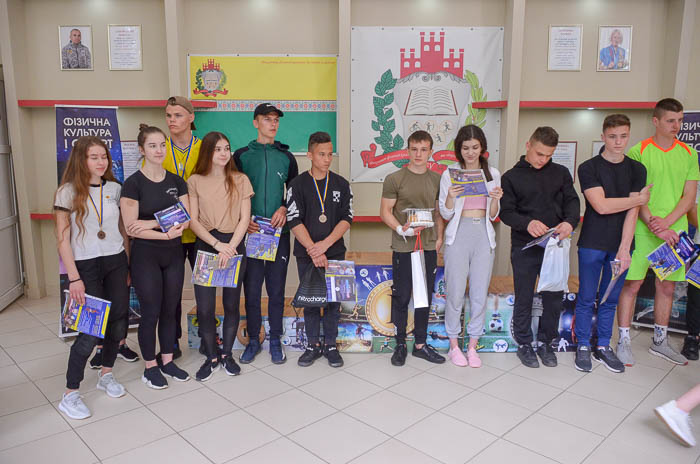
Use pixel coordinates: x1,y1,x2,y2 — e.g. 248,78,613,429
618,327,630,341
654,324,668,345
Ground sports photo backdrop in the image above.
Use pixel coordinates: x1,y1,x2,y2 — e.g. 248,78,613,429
187,265,582,353
188,55,337,154
350,27,503,182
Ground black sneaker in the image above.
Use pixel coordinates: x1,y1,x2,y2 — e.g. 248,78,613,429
160,361,190,381
142,366,168,389
574,345,592,372
324,345,344,368
195,358,220,382
681,335,700,361
89,348,103,369
222,355,241,376
391,343,408,366
536,343,557,367
117,343,140,362
239,340,261,364
517,344,539,368
593,346,625,373
412,344,446,364
298,345,323,367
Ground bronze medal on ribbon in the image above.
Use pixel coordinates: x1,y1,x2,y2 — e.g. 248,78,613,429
311,171,329,224
97,230,106,240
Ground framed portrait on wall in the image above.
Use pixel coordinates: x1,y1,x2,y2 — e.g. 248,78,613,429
58,25,93,71
547,25,583,71
108,25,143,71
597,25,632,72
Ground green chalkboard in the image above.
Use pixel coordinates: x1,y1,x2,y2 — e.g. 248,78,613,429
193,111,336,153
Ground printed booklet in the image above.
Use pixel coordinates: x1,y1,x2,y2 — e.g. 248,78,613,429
61,290,111,338
647,231,699,281
325,260,357,302
246,216,282,261
192,250,243,288
448,168,488,198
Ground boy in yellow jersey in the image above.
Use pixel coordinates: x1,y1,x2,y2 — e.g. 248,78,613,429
617,98,699,366
163,96,202,358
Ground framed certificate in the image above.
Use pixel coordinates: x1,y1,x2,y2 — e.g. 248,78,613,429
548,25,583,71
108,24,142,71
553,141,578,180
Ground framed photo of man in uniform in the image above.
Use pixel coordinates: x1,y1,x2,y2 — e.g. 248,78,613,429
597,25,632,72
59,25,93,71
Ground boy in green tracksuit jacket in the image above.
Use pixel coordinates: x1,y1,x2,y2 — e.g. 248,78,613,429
233,103,298,365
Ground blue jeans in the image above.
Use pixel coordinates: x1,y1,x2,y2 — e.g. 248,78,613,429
574,247,627,347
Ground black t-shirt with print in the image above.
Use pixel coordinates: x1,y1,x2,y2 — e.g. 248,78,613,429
286,171,354,258
121,170,188,247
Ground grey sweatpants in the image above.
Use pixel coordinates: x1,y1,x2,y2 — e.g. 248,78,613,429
444,217,494,338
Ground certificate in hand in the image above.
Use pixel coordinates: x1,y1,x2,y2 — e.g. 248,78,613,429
522,228,557,250
599,260,622,304
449,168,488,198
154,201,190,232
61,291,111,338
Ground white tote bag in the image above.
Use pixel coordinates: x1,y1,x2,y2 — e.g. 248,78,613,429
537,237,571,293
411,233,430,308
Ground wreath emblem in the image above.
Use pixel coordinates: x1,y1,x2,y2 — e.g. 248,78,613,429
371,69,488,164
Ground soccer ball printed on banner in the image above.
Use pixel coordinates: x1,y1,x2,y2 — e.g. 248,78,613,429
351,27,504,182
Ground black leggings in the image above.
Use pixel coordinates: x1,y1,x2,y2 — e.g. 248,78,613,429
194,231,246,359
131,241,184,362
66,251,129,389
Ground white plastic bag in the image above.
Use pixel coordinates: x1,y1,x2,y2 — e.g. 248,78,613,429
411,234,429,308
537,237,570,293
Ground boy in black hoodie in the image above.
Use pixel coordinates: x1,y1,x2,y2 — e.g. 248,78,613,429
501,126,580,368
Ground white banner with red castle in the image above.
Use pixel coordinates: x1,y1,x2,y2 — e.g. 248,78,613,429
351,27,504,182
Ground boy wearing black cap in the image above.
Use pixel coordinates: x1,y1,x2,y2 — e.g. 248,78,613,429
286,131,353,367
233,103,298,364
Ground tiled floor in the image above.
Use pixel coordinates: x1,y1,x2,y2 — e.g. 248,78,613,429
1,296,699,464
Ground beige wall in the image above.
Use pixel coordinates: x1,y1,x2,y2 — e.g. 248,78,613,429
521,0,668,101
2,0,699,297
685,1,700,107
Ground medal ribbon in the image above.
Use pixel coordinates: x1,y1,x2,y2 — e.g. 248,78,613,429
171,136,195,177
87,183,103,230
311,171,328,215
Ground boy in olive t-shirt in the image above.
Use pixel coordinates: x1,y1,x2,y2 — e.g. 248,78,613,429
380,130,445,367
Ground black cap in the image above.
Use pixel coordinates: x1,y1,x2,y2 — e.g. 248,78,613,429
253,103,284,119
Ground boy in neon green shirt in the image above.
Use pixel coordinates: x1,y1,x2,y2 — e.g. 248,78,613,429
617,98,699,366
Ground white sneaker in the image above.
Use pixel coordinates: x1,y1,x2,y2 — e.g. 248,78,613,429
96,372,126,398
616,337,635,367
655,400,696,447
58,391,91,420
649,338,689,365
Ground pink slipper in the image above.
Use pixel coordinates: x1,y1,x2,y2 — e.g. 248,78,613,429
466,349,481,368
448,347,468,367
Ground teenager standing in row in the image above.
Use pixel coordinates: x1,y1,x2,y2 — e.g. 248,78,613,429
188,132,253,381
439,125,502,368
121,125,191,389
287,132,353,368
574,114,648,373
234,103,298,364
55,137,130,419
380,130,446,366
163,96,201,358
